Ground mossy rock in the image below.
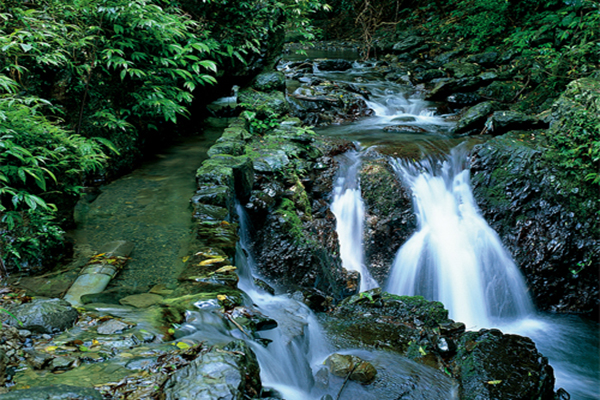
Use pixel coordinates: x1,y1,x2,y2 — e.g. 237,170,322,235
251,71,286,92
455,101,504,134
443,61,482,79
196,221,239,257
477,81,525,103
191,186,232,211
238,89,289,118
217,126,252,143
193,203,230,222
207,141,246,158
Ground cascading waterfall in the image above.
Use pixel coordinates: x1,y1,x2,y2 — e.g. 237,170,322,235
386,146,534,329
330,150,378,292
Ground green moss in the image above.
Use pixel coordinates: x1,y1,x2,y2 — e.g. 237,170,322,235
274,198,307,244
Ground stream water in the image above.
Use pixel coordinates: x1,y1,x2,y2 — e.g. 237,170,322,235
61,55,600,399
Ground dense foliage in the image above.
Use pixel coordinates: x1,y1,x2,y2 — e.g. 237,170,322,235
0,0,328,273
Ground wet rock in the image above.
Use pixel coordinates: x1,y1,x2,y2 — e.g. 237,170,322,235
392,36,425,53
0,385,103,400
80,292,121,305
443,61,482,79
455,101,504,134
452,329,555,400
119,293,163,308
251,71,286,91
471,131,599,315
238,89,289,118
11,298,78,334
252,150,290,173
96,319,133,335
360,158,415,284
228,306,277,332
483,110,545,135
325,353,377,384
163,340,261,400
446,92,482,107
207,141,246,158
383,125,427,133
412,68,445,83
425,77,480,101
191,186,233,211
193,203,230,222
50,356,77,372
23,349,52,369
315,59,353,71
314,366,329,389
477,80,525,103
465,51,499,67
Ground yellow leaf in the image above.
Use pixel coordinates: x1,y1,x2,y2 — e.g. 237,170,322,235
217,295,227,301
168,328,175,334
45,346,58,352
92,339,100,346
120,352,134,358
215,265,236,273
182,256,190,263
176,342,190,350
487,380,502,385
199,257,226,266
418,346,427,356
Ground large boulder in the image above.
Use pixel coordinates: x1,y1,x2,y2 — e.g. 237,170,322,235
238,89,289,118
315,59,353,71
251,71,286,92
455,101,504,134
483,110,545,135
10,298,78,334
471,132,599,315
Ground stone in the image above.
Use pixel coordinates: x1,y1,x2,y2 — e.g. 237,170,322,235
325,353,354,377
444,61,482,79
325,353,377,384
0,385,103,400
119,293,163,308
392,36,425,53
23,349,52,370
80,292,121,305
412,68,445,83
252,150,290,173
207,141,246,158
465,51,499,66
191,186,232,211
50,356,76,372
350,359,377,384
0,350,6,386
11,298,78,334
477,80,525,103
251,71,286,91
162,340,261,400
455,101,504,134
315,59,353,71
238,89,289,118
96,319,133,335
484,110,543,135
383,125,427,133
193,203,229,222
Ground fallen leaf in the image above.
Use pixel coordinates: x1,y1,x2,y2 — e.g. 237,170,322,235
217,295,227,301
214,265,236,273
45,346,58,352
176,342,190,350
199,257,226,266
487,380,502,385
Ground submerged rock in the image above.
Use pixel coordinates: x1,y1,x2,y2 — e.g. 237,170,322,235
325,353,377,384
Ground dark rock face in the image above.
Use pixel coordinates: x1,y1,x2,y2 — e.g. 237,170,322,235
392,35,425,53
0,385,103,400
483,110,545,135
360,157,416,285
11,298,78,334
471,133,599,315
455,101,504,134
454,329,555,400
163,341,261,400
251,71,286,92
323,289,557,400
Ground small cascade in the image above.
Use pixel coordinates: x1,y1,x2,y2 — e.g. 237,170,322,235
330,150,378,292
386,146,534,329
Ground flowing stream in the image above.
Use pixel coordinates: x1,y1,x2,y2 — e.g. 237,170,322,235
308,60,599,399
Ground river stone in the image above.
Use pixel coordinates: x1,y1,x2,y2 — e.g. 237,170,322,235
163,340,261,400
477,80,525,103
0,350,6,386
444,61,482,79
119,293,163,308
350,359,377,384
96,318,133,335
252,71,285,91
447,92,482,106
193,203,229,222
383,125,427,133
484,110,543,135
425,76,480,101
23,349,52,369
191,186,232,211
465,51,499,67
209,155,254,201
392,35,425,53
325,354,377,384
412,68,445,83
252,150,290,172
455,101,504,134
315,59,353,71
0,385,103,400
80,292,121,305
325,353,354,377
11,298,78,334
50,356,76,372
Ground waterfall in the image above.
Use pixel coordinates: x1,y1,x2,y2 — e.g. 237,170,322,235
385,147,534,329
330,150,379,292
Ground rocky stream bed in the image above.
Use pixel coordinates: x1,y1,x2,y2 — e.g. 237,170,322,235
0,39,598,400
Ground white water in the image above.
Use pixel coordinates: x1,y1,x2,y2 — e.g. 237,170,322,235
386,147,600,399
386,147,534,329
330,150,378,292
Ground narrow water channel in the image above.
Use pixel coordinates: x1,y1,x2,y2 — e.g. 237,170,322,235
68,128,223,293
